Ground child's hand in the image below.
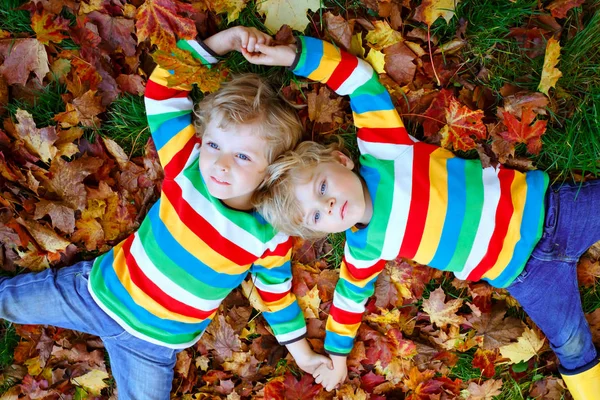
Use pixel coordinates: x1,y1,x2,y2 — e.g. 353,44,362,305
241,43,297,67
203,26,272,56
294,351,333,375
313,355,347,392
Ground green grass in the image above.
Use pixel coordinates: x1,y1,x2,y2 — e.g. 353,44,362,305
0,322,17,370
6,81,67,128
100,94,149,158
0,0,33,34
581,285,600,314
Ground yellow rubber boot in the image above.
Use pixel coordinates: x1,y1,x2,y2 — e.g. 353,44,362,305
561,362,600,400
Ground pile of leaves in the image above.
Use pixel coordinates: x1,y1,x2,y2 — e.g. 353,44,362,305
0,0,599,399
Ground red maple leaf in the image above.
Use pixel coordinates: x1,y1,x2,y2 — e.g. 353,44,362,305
135,0,197,50
500,107,547,155
472,348,499,378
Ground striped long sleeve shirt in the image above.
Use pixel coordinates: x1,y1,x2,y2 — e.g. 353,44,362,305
291,36,549,355
88,39,306,349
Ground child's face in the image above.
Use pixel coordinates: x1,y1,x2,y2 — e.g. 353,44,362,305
293,152,372,233
199,118,269,210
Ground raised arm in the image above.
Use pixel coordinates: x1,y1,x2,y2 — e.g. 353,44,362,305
292,36,413,159
144,39,216,174
145,27,272,175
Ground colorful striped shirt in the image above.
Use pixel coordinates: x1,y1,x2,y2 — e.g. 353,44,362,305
88,39,306,349
292,36,549,355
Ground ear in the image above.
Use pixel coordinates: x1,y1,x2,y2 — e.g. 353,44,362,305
334,151,354,170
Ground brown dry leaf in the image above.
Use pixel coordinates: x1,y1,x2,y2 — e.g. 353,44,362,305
87,11,136,57
324,12,353,51
13,109,58,163
116,74,145,95
499,327,545,364
45,156,104,211
586,308,600,346
546,0,585,18
307,85,344,125
465,379,503,400
413,0,460,26
72,90,105,127
422,287,464,329
384,42,417,86
202,315,242,361
469,307,524,350
538,37,562,96
577,257,600,288
0,39,49,85
529,376,566,400
34,200,76,235
17,217,70,253
194,0,250,23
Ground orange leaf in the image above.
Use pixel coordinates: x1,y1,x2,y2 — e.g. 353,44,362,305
135,0,197,50
31,9,70,45
422,286,465,329
152,48,224,92
472,348,498,378
500,107,547,155
441,97,487,151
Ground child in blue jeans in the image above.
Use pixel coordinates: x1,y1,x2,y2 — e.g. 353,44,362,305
0,27,332,399
243,37,600,399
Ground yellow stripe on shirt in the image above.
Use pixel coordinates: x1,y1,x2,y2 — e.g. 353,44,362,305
159,195,251,275
413,149,453,264
353,109,405,129
326,317,361,337
307,42,342,83
483,172,528,280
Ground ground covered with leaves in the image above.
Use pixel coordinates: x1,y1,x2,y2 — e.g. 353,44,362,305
0,0,599,399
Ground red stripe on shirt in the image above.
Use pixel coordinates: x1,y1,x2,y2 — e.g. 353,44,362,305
358,127,413,145
261,236,293,258
255,287,289,303
399,144,437,259
122,236,218,319
344,258,387,281
161,179,258,267
468,168,516,281
162,137,199,178
327,51,359,91
145,80,189,101
330,304,363,325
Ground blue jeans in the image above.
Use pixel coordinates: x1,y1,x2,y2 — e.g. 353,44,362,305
507,179,600,372
0,261,180,400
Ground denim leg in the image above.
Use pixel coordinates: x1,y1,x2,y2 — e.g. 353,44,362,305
102,331,178,400
507,257,597,370
0,261,124,337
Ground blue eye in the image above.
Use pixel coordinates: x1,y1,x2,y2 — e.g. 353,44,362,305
207,142,219,149
314,210,321,223
237,153,250,161
319,181,326,195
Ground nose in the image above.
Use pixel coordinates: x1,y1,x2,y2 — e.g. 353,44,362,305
214,153,231,172
324,197,335,215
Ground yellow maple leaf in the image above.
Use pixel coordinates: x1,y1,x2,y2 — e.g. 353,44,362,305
414,0,460,26
365,21,403,51
297,285,321,318
195,0,249,23
257,0,322,33
241,279,268,312
422,287,465,329
499,327,545,364
71,369,109,395
538,37,562,96
365,48,386,74
349,32,365,58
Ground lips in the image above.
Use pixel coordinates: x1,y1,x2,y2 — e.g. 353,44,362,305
211,176,230,185
340,201,348,220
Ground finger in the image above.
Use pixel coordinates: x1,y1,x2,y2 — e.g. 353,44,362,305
239,30,249,50
327,359,334,369
247,35,257,52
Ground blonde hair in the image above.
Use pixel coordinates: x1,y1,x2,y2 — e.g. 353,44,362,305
194,73,303,163
253,139,352,239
